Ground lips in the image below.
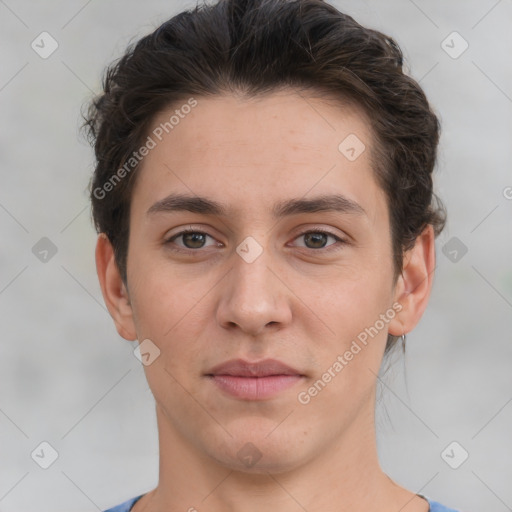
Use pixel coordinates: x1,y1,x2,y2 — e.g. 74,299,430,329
206,358,303,377
205,359,304,400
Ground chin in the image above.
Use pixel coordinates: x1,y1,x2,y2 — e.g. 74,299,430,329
203,423,312,474
211,449,306,475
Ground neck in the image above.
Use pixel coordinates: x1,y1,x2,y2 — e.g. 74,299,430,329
136,401,418,512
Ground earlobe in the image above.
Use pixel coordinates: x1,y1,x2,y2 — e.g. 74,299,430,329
388,224,436,337
95,233,137,341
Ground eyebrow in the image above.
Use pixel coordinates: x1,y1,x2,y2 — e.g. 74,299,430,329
146,192,366,218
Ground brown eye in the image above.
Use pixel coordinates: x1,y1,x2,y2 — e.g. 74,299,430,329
303,232,329,249
292,230,345,251
166,230,219,251
182,232,208,249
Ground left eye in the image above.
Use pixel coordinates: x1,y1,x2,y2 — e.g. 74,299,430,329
291,230,344,250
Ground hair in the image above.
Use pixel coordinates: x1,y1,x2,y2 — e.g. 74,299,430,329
83,0,446,355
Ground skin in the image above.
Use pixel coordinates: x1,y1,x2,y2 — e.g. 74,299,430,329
96,89,435,512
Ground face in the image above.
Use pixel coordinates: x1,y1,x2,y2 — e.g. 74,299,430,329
99,90,430,473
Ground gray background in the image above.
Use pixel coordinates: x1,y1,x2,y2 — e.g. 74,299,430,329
1,0,511,511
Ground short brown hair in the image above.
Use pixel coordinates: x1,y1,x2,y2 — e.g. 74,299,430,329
84,0,446,354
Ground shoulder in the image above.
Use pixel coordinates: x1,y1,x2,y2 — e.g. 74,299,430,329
427,498,461,512
102,494,145,512
103,494,461,512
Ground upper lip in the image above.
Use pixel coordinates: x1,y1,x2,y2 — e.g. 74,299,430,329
206,358,303,377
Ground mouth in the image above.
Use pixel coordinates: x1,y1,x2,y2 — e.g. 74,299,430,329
205,358,305,400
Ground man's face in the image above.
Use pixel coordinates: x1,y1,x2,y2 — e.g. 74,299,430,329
123,90,401,471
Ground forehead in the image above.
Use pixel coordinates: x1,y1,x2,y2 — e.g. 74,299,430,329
131,90,386,223
150,90,371,163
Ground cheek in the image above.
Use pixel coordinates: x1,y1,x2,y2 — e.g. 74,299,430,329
128,254,211,335
323,262,393,329
310,262,394,391
128,266,210,398
306,278,392,407
127,260,220,380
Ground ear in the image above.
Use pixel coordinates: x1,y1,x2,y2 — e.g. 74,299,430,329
95,233,137,341
388,224,436,336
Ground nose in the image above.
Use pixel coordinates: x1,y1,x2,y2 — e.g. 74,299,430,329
215,242,292,337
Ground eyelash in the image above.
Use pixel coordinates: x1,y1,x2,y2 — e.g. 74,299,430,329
164,228,347,254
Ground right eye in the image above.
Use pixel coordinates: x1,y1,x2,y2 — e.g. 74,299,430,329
164,229,221,252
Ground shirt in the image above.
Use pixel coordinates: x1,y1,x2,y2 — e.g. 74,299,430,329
103,493,461,511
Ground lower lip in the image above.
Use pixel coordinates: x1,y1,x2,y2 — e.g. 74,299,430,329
208,375,302,400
